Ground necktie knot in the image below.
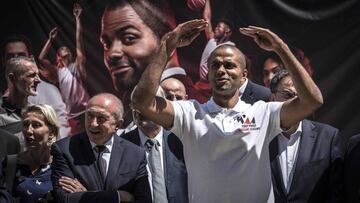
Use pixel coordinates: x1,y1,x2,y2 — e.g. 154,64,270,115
95,145,106,153
145,139,159,151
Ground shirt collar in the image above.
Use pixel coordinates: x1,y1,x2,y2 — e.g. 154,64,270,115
280,121,303,142
138,127,163,147
239,78,248,96
89,135,114,153
1,96,23,116
205,97,251,114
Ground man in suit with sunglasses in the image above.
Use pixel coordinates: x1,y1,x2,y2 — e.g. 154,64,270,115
269,69,345,203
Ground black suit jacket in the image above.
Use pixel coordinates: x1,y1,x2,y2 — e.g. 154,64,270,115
242,80,271,105
0,129,20,157
269,120,344,203
51,132,151,203
121,128,188,203
0,157,13,203
345,133,360,203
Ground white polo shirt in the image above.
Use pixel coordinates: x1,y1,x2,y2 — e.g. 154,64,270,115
171,98,283,203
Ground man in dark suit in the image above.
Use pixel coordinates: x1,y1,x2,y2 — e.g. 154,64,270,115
122,87,188,203
345,133,360,203
51,93,151,203
269,70,344,203
241,79,270,104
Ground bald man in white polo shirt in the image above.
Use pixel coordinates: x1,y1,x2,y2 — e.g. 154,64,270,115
132,20,323,203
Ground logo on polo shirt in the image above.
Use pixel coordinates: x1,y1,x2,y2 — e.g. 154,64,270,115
234,114,260,131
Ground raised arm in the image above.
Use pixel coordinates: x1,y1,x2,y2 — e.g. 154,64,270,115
240,26,323,128
39,27,58,79
73,3,87,83
132,19,207,129
203,0,214,40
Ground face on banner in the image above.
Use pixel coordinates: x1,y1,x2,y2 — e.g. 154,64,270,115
100,4,159,92
3,41,30,63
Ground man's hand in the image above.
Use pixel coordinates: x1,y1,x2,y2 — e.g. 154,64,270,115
162,19,207,56
49,27,59,40
73,3,82,18
239,26,285,52
59,176,87,193
118,190,135,202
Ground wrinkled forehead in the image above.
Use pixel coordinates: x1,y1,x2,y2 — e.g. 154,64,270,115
86,104,114,118
88,96,119,114
162,78,185,91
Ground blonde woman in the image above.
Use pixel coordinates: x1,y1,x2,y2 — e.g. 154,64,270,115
11,104,59,202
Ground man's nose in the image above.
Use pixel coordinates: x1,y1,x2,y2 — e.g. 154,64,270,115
35,73,41,83
216,65,226,76
108,40,124,66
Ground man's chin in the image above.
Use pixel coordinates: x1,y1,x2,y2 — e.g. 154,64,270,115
113,77,138,92
28,91,38,97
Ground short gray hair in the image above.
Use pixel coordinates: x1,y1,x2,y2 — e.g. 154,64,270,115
5,56,35,84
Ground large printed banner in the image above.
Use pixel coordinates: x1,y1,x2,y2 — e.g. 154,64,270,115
1,0,359,139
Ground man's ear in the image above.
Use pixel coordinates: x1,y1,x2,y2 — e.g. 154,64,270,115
8,73,16,83
225,29,232,37
242,68,248,78
116,118,124,130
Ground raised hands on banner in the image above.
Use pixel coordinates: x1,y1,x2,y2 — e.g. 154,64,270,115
162,19,208,56
49,27,59,40
239,26,285,52
73,3,82,18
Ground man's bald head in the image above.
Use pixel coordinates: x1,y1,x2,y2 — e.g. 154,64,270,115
87,93,124,122
160,77,188,101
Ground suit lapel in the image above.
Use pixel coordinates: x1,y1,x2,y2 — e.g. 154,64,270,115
242,80,254,104
105,134,125,190
130,129,141,146
163,131,171,188
75,133,104,189
288,120,316,194
121,128,141,146
269,137,287,195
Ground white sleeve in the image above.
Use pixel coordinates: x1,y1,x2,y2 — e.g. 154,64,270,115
267,101,284,140
170,100,194,140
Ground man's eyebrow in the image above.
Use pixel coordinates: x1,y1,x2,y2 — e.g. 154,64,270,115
115,25,139,35
101,25,137,38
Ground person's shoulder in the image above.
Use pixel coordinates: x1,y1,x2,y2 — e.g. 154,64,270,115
306,119,339,135
120,128,140,145
117,135,144,154
173,99,198,108
348,133,360,152
0,128,18,141
247,80,271,95
54,132,84,147
37,80,57,89
248,80,269,90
